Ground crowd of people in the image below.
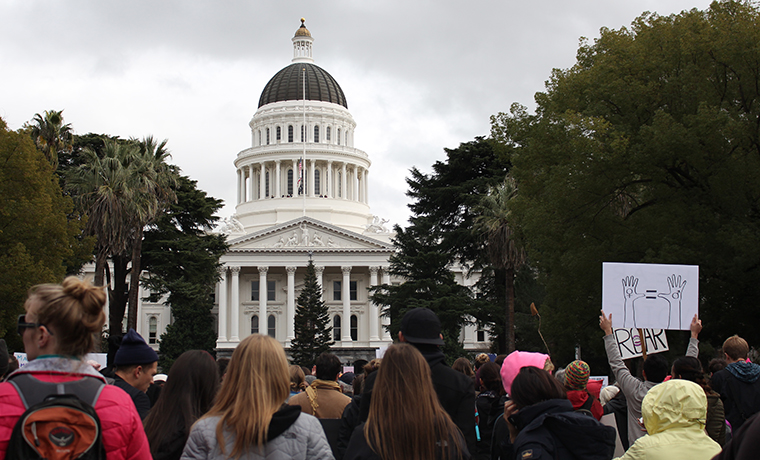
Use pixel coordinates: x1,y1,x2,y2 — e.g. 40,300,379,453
1,277,760,459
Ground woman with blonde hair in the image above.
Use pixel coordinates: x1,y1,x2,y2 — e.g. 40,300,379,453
181,334,333,459
343,343,470,460
0,277,151,459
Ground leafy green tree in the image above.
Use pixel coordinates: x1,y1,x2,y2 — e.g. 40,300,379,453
490,1,760,363
0,118,85,349
474,177,526,353
290,261,334,367
141,175,227,371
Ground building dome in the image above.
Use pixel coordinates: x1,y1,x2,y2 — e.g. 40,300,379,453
258,63,348,109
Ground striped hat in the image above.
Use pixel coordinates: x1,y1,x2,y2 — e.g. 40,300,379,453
564,360,590,390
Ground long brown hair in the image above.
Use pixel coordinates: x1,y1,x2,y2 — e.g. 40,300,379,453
365,343,465,460
202,334,289,458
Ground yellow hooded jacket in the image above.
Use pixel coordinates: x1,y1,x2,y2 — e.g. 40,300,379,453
616,379,721,460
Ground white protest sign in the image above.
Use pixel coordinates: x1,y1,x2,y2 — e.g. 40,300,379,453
602,262,698,330
14,353,28,368
612,328,669,360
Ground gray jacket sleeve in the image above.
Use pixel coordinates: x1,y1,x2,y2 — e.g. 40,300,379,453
181,421,212,460
686,337,699,358
604,334,647,398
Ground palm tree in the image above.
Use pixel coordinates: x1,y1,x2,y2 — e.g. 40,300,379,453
474,176,526,353
125,136,177,331
29,110,72,169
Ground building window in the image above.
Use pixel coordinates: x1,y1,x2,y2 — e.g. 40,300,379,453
287,169,293,195
314,125,320,143
350,281,358,301
326,126,331,142
333,315,341,341
267,280,276,301
266,128,270,145
268,315,276,338
251,315,259,334
337,128,341,145
251,281,259,301
333,281,341,301
337,172,342,197
300,125,304,142
350,315,358,341
148,317,157,344
345,131,348,146
265,171,270,197
258,130,262,146
314,170,321,195
477,328,485,342
276,126,281,141
288,125,293,142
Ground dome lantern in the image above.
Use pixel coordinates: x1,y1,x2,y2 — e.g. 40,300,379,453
292,18,314,64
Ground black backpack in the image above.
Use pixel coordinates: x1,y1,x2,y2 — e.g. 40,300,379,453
6,373,107,460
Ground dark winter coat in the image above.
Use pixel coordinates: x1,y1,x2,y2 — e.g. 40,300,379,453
510,399,616,460
343,423,472,460
475,390,502,460
711,362,760,431
713,411,760,460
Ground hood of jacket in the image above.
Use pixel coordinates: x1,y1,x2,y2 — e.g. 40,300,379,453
642,379,706,435
267,405,302,441
726,361,760,383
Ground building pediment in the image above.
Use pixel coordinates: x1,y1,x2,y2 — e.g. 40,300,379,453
228,217,393,252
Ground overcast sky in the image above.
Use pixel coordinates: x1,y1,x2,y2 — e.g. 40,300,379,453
0,0,714,228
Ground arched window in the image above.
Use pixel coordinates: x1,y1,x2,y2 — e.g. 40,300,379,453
337,172,342,197
350,315,358,341
268,315,276,338
251,315,259,334
333,315,341,341
314,170,321,195
287,169,293,195
300,125,305,142
258,130,262,146
266,128,270,145
314,125,320,143
326,126,331,142
345,131,349,146
276,126,281,141
288,125,293,142
148,317,157,344
265,171,270,197
337,128,341,145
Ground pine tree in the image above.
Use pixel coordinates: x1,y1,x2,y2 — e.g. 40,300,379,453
290,260,334,367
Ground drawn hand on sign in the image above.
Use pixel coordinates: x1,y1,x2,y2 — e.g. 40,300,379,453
622,276,645,328
657,274,686,329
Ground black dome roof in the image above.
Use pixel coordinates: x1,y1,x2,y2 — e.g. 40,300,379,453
258,63,348,109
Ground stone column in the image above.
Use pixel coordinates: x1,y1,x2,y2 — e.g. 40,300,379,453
259,163,266,199
217,266,228,343
381,268,392,340
229,266,241,342
258,266,268,334
369,266,380,341
353,167,359,202
315,266,325,300
236,169,242,204
341,163,347,200
341,266,352,342
363,169,369,204
286,266,296,340
275,160,281,198
327,160,333,198
246,165,253,201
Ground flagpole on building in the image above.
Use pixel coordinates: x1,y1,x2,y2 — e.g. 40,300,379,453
302,67,307,217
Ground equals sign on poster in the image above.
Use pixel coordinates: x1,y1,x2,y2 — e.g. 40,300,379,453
645,290,657,299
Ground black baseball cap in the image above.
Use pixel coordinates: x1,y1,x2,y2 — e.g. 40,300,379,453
400,308,444,345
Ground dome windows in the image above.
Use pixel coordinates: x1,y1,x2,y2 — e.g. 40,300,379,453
314,125,320,143
288,125,293,143
276,126,281,142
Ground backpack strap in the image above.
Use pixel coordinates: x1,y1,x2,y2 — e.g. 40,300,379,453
579,392,595,412
8,373,105,409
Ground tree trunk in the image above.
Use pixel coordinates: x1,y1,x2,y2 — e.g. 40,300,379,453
94,248,107,287
505,267,516,353
109,255,129,337
127,227,143,331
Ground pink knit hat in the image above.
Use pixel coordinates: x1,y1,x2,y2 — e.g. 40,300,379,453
500,350,551,395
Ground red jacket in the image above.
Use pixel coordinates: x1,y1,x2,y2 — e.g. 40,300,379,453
566,389,603,421
0,366,151,460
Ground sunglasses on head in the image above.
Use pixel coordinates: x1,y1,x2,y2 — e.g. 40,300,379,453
17,315,52,336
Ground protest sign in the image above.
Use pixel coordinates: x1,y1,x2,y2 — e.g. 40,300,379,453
612,328,669,360
602,262,698,330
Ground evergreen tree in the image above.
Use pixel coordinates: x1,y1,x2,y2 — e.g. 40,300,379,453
290,261,334,367
141,175,228,371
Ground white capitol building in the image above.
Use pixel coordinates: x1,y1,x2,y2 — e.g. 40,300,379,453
135,20,489,362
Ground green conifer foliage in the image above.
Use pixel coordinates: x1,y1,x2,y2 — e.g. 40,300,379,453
290,260,334,367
